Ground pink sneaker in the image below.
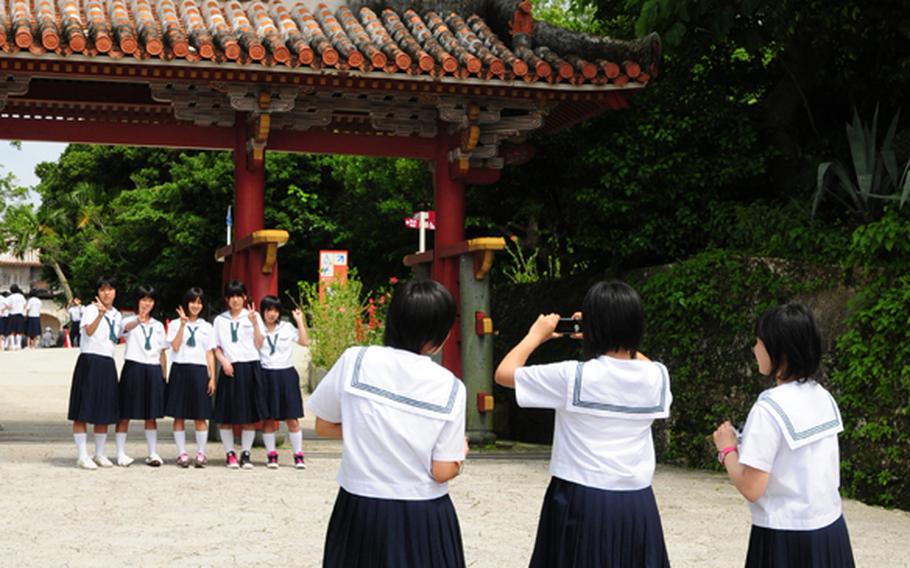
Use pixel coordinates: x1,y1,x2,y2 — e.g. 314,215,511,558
226,451,239,469
293,452,306,470
176,453,191,468
194,453,208,468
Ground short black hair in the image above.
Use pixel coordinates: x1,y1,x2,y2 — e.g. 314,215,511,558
383,279,456,354
756,303,822,383
581,280,645,359
259,295,282,314
135,285,156,305
95,275,117,292
181,287,205,314
223,280,247,299
10,284,21,294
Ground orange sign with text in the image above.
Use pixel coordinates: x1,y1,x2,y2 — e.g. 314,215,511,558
319,250,349,297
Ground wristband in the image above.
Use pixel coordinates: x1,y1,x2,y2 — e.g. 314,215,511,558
717,446,737,465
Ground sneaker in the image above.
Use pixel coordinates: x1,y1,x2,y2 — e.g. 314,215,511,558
117,454,135,467
194,453,208,468
77,456,98,470
240,450,254,469
266,451,279,469
93,455,113,468
145,454,163,467
176,453,191,468
226,451,239,469
293,452,306,470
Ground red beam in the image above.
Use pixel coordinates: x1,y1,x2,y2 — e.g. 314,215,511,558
269,130,435,159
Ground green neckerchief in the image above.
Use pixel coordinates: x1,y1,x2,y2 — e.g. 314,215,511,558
139,322,154,351
265,332,278,355
186,325,198,347
104,315,117,344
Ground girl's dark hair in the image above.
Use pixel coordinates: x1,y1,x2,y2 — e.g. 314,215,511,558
10,284,21,294
259,295,282,314
95,275,117,292
223,280,247,298
581,280,645,359
135,285,156,305
181,287,205,314
756,303,822,383
383,279,456,354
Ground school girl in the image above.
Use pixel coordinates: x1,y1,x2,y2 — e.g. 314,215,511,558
6,284,26,351
0,291,8,350
712,303,855,567
309,279,468,567
114,285,169,467
257,295,310,469
495,280,672,567
68,297,83,348
26,290,42,348
164,287,217,468
212,280,266,469
67,276,123,469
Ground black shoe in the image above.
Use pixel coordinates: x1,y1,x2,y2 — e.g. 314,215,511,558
240,450,254,469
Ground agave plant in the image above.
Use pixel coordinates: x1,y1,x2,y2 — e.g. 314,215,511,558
813,105,910,222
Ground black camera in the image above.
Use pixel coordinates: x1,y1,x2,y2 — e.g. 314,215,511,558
555,317,582,335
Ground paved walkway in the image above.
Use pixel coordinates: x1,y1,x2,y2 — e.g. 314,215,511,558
1,348,908,567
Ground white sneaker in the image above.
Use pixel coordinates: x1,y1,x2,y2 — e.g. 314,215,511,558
93,455,113,468
77,456,98,470
145,454,163,467
117,454,135,467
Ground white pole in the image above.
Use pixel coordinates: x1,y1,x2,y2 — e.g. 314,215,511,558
226,206,233,245
418,211,427,253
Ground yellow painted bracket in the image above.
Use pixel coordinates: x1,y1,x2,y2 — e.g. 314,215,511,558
402,237,506,280
215,229,289,274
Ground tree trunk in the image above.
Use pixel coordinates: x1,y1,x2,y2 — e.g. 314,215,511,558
50,258,74,304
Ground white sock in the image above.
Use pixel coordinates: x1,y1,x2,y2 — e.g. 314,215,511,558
220,428,235,453
289,431,303,454
115,432,128,457
173,430,186,455
262,432,276,453
145,429,158,456
74,433,88,459
195,430,207,455
241,430,255,453
94,433,107,457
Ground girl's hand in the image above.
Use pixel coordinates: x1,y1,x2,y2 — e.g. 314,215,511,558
292,308,304,324
176,306,188,324
248,303,258,323
223,362,234,377
528,313,560,344
207,378,216,396
713,421,738,451
93,296,107,314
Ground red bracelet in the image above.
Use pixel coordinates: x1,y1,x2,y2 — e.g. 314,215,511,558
718,446,737,465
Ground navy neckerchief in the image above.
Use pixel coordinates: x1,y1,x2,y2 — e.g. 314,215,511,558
139,322,154,351
265,329,278,355
186,325,198,347
104,314,117,344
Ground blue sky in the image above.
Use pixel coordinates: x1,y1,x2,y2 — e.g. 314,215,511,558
0,142,67,196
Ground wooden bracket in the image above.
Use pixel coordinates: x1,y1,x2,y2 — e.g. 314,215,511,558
215,229,289,274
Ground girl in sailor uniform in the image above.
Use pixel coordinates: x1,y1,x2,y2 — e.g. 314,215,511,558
164,287,217,468
712,303,855,567
6,284,26,350
114,285,169,467
67,276,123,470
25,290,43,348
0,291,9,350
212,280,266,470
309,279,468,568
257,295,310,469
495,280,672,568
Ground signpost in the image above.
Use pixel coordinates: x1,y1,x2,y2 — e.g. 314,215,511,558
404,211,436,252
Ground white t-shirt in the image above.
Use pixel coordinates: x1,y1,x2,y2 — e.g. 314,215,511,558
7,292,26,315
122,316,168,365
259,321,299,370
68,305,83,323
0,296,8,317
167,319,216,366
79,304,122,358
515,356,672,491
26,297,42,317
213,309,264,363
738,381,844,530
308,346,467,501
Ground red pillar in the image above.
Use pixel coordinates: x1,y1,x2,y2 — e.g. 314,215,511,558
232,112,271,305
432,137,464,377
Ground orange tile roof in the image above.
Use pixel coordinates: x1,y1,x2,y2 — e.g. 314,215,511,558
0,0,653,88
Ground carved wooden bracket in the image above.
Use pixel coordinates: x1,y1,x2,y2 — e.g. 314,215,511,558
0,75,31,111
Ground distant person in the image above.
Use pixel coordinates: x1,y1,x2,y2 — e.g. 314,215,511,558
6,284,26,351
495,280,672,567
41,326,56,348
67,276,122,470
26,290,42,348
164,287,217,468
115,285,168,468
0,291,8,350
67,297,83,348
257,295,310,469
309,279,467,567
712,304,855,567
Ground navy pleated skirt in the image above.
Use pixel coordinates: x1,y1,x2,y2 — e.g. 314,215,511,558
67,353,120,424
746,515,855,568
324,488,466,568
530,477,670,568
26,316,41,338
7,314,25,334
0,316,7,335
119,360,166,420
212,361,267,425
165,362,213,420
262,367,304,420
